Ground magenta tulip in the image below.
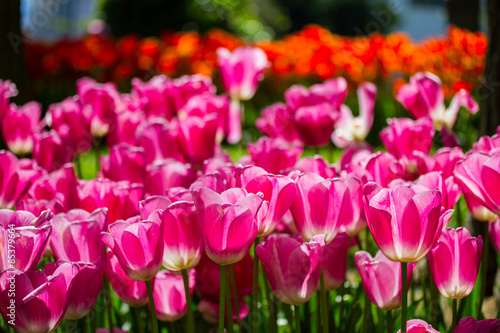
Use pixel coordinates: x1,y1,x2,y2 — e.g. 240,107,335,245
152,269,195,321
397,320,440,333
363,151,407,188
489,219,500,254
0,150,41,209
135,119,184,163
171,75,216,111
355,250,416,310
50,208,108,263
0,263,77,333
248,137,303,174
107,110,145,147
101,143,146,184
338,175,366,236
364,183,446,262
291,172,352,243
217,46,269,101
454,317,500,333
294,155,337,179
332,82,377,148
256,235,322,305
32,129,75,172
2,101,41,155
176,113,219,166
105,249,148,307
192,186,263,265
132,75,174,120
427,227,482,299
256,102,300,143
321,233,349,291
0,80,17,121
0,210,52,271
161,201,203,271
474,134,500,155
145,158,197,196
102,216,164,281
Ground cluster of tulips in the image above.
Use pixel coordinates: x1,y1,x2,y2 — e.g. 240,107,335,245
25,25,485,96
1,44,500,333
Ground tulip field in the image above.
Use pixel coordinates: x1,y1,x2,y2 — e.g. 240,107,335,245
2,25,500,333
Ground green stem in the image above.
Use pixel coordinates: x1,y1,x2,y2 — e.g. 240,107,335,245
75,155,83,179
339,286,345,332
94,140,101,174
225,267,235,333
294,305,301,333
252,238,260,333
477,229,490,319
90,310,97,333
228,264,241,327
133,307,144,333
319,270,328,333
386,310,393,333
103,276,115,333
355,235,363,251
451,299,458,333
401,262,408,333
361,288,370,333
181,269,195,333
77,316,88,333
263,278,277,333
456,200,463,226
146,280,158,333
219,265,226,333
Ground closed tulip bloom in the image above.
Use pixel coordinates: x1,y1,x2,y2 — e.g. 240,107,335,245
291,172,351,244
363,152,407,188
2,101,41,155
107,110,145,147
135,119,184,163
192,187,263,265
45,261,103,320
152,269,195,322
0,263,77,333
0,150,41,209
100,144,146,184
489,219,500,254
321,233,349,291
256,235,322,305
145,159,197,196
162,201,203,271
396,319,440,333
474,134,500,155
355,250,416,310
255,102,300,143
339,176,366,236
454,317,500,333
32,130,75,172
0,210,52,271
101,217,164,281
50,208,108,263
171,75,216,111
132,75,174,120
427,227,482,299
294,155,337,179
0,80,17,120
248,137,303,175
454,152,500,216
139,196,173,219
176,113,219,166
217,47,269,101
105,250,148,307
364,183,446,262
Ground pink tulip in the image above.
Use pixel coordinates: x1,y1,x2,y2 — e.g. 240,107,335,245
0,80,17,121
428,227,482,299
32,129,75,172
0,210,52,271
338,176,367,236
16,198,65,216
50,208,108,263
338,144,373,175
107,110,145,147
78,179,143,224
139,196,172,219
196,252,254,301
192,186,263,265
0,263,77,333
396,319,440,333
294,155,337,179
255,102,300,143
132,75,175,120
256,235,322,305
77,77,119,138
161,201,203,271
332,82,377,148
102,216,164,281
244,172,296,237
417,147,464,179
171,75,216,110
285,78,348,111
321,233,349,291
291,172,352,243
151,269,195,322
355,250,416,310
397,72,478,131
473,134,500,155
101,143,146,184
176,113,219,166
489,219,500,254
454,317,500,333
135,119,184,163
404,171,457,211
45,261,103,320
454,152,500,217
364,183,446,262
380,117,435,171
248,137,303,174
0,150,41,209
105,249,148,307
217,47,269,101
145,158,197,196
46,97,92,154
2,101,41,155
27,163,80,211
363,151,407,187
